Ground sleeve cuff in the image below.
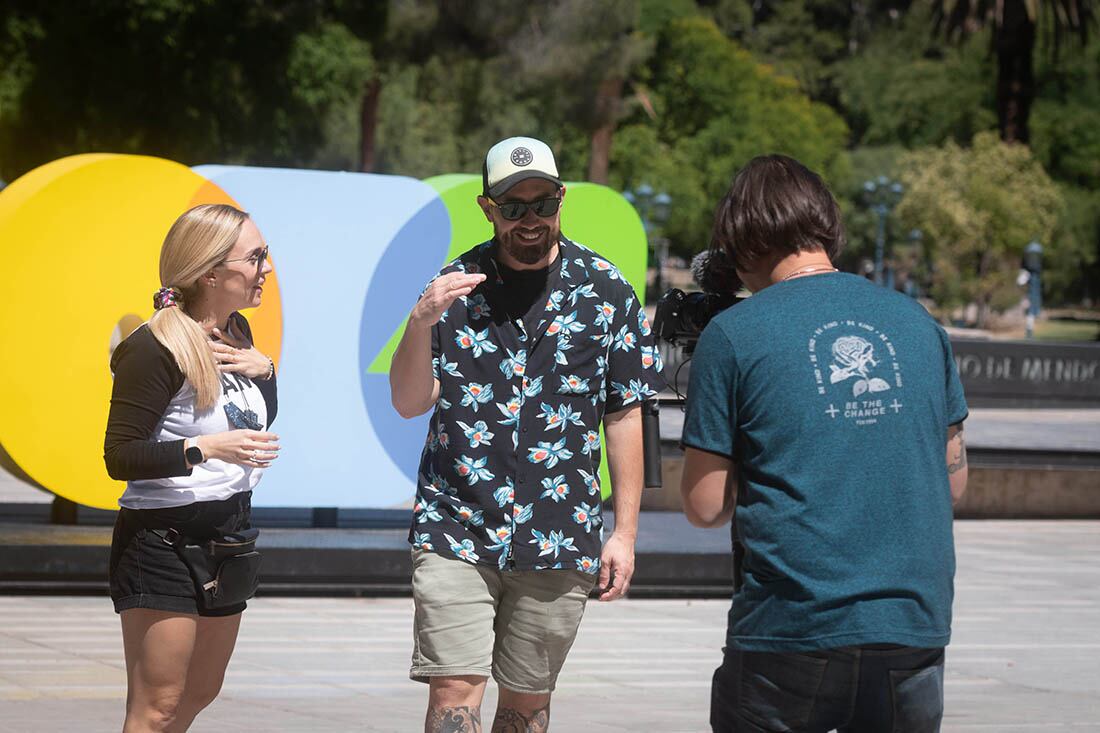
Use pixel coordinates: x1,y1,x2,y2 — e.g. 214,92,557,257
603,400,643,416
163,438,194,477
679,441,735,460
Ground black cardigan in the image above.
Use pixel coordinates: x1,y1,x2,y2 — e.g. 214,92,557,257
103,313,277,481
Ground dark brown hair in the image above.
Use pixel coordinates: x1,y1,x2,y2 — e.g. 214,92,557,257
711,155,845,273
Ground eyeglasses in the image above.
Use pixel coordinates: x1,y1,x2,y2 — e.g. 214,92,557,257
222,246,269,269
486,196,561,221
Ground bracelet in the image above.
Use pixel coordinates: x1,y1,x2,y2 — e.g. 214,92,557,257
260,356,274,381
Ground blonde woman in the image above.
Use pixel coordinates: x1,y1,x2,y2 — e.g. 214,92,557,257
104,203,279,732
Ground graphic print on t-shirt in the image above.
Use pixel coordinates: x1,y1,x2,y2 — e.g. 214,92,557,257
220,372,262,430
220,372,252,396
808,320,904,426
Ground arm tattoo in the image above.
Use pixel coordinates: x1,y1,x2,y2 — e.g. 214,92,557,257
947,424,967,475
427,706,482,733
491,705,550,733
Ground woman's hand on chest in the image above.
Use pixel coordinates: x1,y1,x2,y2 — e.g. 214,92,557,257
210,322,272,381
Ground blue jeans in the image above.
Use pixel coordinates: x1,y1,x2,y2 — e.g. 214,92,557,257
711,645,945,733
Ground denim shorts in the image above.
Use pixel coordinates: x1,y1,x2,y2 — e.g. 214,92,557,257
109,492,253,617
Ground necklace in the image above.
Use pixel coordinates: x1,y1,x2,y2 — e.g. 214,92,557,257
781,264,838,281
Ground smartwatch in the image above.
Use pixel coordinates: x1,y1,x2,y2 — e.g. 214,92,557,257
185,437,205,466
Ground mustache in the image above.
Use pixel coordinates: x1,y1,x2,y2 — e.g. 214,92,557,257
507,223,554,235
513,226,549,235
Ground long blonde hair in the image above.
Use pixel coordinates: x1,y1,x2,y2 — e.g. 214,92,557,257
148,204,249,410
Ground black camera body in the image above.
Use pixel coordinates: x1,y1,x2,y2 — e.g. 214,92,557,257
652,251,743,352
653,288,740,351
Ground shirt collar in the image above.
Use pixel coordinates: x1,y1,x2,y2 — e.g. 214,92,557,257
477,236,590,293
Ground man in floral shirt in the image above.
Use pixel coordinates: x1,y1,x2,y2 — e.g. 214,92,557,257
391,137,664,732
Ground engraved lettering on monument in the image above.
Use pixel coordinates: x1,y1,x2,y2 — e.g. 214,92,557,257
950,338,1100,405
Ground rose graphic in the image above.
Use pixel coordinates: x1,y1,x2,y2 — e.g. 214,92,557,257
829,335,891,396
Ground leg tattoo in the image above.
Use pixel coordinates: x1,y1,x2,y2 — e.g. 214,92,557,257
491,704,550,733
427,705,483,733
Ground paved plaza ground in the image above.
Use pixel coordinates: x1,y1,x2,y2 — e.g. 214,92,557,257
1,520,1098,732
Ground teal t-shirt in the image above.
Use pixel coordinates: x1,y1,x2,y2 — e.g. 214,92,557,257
682,272,968,652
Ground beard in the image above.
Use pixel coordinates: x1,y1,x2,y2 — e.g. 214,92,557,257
497,223,559,266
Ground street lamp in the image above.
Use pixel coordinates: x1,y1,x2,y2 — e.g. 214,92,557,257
1021,240,1043,338
623,183,671,297
862,176,904,286
653,192,671,226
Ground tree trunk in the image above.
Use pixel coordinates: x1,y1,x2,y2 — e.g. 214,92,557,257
994,0,1036,144
359,77,382,172
587,76,623,184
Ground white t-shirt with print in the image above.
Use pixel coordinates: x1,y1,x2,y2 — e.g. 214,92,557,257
118,371,268,509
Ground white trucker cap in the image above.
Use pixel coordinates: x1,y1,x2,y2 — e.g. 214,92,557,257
482,136,562,198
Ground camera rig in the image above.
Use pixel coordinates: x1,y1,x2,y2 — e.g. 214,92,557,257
646,278,746,589
640,251,743,491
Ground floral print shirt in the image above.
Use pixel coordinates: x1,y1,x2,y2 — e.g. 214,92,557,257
407,237,666,574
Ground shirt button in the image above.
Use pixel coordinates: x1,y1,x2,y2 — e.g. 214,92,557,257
522,427,528,433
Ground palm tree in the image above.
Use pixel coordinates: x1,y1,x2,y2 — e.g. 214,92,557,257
933,0,1096,143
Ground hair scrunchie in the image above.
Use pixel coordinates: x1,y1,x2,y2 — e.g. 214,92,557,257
153,287,182,311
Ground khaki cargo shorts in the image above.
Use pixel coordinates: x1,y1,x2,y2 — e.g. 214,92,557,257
410,548,597,694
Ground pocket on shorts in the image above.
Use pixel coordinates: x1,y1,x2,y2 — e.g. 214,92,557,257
890,662,944,733
737,650,828,731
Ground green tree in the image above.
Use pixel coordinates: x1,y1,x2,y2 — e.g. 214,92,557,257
510,0,653,184
833,6,997,148
0,1,384,181
1046,184,1100,303
709,0,927,105
896,131,1064,324
288,22,375,171
0,14,40,167
610,16,850,256
361,1,660,185
363,1,624,180
1030,35,1100,188
737,0,847,99
932,0,1097,143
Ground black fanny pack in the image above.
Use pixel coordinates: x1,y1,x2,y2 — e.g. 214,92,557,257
153,527,262,611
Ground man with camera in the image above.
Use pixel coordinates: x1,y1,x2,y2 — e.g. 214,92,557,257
679,155,968,732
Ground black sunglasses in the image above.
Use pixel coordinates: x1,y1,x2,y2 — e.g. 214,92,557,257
487,196,561,221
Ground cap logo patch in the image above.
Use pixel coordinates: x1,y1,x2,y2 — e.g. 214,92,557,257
510,147,534,166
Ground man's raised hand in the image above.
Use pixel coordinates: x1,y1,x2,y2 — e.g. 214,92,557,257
411,272,487,327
